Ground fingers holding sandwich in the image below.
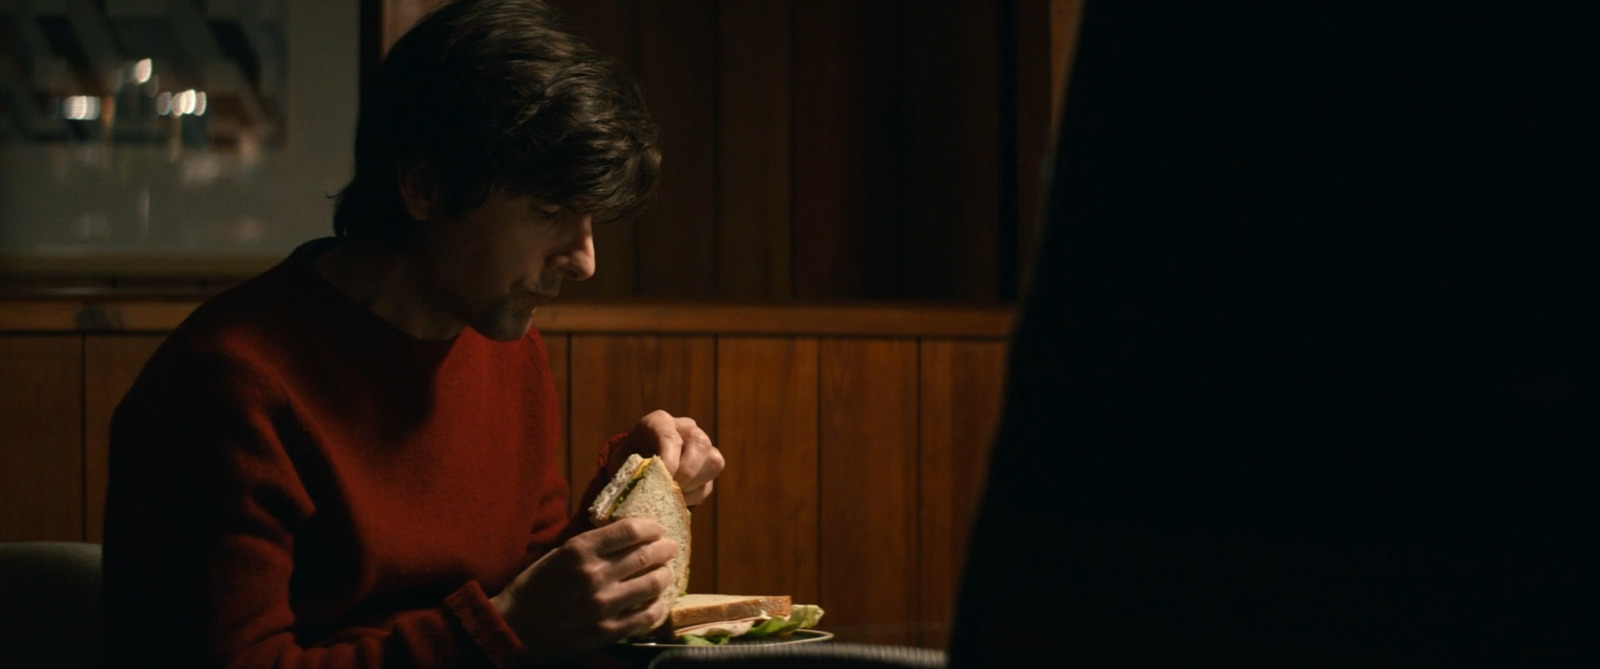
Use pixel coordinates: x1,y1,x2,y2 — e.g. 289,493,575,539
590,517,681,586
608,411,677,478
670,418,722,506
587,519,680,636
492,517,679,663
617,410,725,507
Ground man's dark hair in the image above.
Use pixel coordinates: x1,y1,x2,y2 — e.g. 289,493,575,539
333,0,659,239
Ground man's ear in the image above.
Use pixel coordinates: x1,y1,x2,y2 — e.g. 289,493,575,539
397,162,439,222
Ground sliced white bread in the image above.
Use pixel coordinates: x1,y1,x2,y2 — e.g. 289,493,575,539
669,594,793,630
590,454,692,613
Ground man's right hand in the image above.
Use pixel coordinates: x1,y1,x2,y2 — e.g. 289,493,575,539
491,517,678,665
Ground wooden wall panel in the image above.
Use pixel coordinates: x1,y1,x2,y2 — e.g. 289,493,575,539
1013,0,1086,292
567,335,718,593
1050,0,1087,125
0,335,84,541
819,339,920,646
364,0,1065,304
918,339,1010,648
553,0,641,300
716,0,793,300
82,335,165,543
793,0,905,300
555,0,638,67
1013,0,1054,294
633,0,718,299
901,1,1003,303
714,337,819,604
380,0,448,53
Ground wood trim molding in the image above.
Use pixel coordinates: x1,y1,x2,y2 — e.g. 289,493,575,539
0,300,1015,339
0,301,199,333
535,303,1015,338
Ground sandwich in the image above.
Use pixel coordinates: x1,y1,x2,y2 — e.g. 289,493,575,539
588,453,693,618
588,453,825,645
664,594,824,645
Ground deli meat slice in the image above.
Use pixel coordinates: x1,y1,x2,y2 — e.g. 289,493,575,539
673,615,767,639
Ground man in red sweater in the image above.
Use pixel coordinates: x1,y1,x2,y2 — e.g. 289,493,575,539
101,1,721,667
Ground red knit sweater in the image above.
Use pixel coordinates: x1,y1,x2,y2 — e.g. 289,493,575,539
103,239,602,668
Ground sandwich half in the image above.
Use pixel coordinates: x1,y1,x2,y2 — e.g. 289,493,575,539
590,453,825,644
663,594,824,645
670,594,791,630
588,453,692,617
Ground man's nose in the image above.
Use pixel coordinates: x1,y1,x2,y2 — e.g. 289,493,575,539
552,218,596,281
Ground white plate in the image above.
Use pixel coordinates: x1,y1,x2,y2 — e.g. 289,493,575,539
627,629,834,648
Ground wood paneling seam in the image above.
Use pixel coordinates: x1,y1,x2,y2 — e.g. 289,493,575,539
709,333,720,594
813,334,822,601
79,334,88,541
913,337,925,645
786,0,799,301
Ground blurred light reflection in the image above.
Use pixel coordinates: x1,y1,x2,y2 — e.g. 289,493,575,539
62,97,102,121
175,90,196,115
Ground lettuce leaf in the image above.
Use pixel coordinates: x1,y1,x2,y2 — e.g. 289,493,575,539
742,604,825,639
668,604,825,644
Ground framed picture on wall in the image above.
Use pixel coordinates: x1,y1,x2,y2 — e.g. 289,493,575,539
0,0,358,279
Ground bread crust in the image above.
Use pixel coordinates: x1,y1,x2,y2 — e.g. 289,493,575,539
668,594,793,630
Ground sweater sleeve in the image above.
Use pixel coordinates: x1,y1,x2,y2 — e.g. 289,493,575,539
102,351,529,669
556,432,631,545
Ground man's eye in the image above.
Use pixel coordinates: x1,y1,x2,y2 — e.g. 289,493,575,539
535,208,562,220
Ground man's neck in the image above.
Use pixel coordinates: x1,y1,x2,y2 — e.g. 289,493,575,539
313,238,466,341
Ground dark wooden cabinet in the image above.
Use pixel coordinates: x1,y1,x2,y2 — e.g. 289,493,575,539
0,333,164,543
0,335,84,542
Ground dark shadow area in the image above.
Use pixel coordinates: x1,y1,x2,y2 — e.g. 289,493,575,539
953,2,1596,666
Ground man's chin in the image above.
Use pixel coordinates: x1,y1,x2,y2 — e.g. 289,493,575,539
471,309,537,342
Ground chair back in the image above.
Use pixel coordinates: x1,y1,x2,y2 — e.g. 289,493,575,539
0,542,104,669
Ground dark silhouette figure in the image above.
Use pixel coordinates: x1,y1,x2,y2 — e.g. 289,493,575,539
952,2,1595,666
